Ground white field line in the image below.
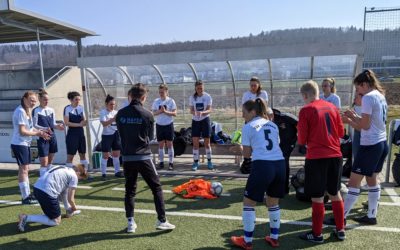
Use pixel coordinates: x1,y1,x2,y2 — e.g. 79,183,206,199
1,200,400,233
77,185,93,189
384,188,400,204
111,187,231,197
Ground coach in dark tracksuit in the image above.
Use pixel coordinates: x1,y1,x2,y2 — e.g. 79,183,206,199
116,83,175,233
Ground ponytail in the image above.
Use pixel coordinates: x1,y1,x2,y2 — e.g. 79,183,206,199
354,69,385,95
38,88,48,99
105,94,114,104
243,98,269,119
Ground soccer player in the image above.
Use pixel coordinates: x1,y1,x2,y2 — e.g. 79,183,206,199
11,91,51,205
32,89,65,176
231,98,286,249
189,80,213,171
17,164,86,232
241,76,269,105
297,80,345,243
341,70,388,225
320,78,341,109
116,83,175,233
152,84,177,170
63,91,89,173
99,94,123,180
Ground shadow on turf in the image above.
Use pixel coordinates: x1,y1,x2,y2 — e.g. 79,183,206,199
0,228,173,249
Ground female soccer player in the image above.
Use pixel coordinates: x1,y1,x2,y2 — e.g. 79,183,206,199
189,80,213,171
231,98,286,249
152,84,177,170
63,91,89,173
99,94,123,179
241,76,268,104
11,91,50,204
32,89,64,176
320,78,341,109
342,69,388,225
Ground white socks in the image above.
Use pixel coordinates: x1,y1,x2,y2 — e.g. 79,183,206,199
26,215,57,226
242,206,256,243
368,185,381,218
113,157,121,173
168,148,174,163
101,158,108,175
158,149,164,163
80,159,89,171
19,181,30,199
268,205,280,240
193,149,199,162
206,148,212,161
344,187,360,218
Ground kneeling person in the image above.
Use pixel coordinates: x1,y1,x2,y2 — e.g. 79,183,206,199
17,165,86,232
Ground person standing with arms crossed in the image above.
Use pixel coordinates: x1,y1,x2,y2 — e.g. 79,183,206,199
297,80,345,243
116,83,175,233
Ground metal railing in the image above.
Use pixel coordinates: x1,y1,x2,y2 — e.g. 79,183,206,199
44,66,73,87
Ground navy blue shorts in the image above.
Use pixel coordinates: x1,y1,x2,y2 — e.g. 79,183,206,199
66,132,86,155
34,187,61,219
11,144,31,165
38,136,58,157
304,157,343,198
156,123,174,141
352,141,388,177
244,159,286,202
191,117,211,138
102,132,121,152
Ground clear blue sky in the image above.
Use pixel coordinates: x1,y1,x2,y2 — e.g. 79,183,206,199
14,0,400,46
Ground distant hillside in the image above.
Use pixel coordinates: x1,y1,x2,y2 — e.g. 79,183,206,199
0,27,398,70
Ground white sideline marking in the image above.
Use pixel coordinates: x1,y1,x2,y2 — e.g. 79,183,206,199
384,188,400,204
111,187,231,196
77,185,93,189
1,200,400,233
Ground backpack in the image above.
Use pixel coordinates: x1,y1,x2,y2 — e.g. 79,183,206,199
393,124,400,146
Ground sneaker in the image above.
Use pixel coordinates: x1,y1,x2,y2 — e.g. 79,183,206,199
230,236,253,250
207,160,214,170
114,171,124,178
155,220,175,230
265,236,279,247
332,229,346,241
21,195,38,205
353,215,377,225
157,162,164,170
17,214,27,232
192,161,199,171
101,174,107,181
323,217,346,226
126,222,138,233
168,163,174,170
299,231,324,243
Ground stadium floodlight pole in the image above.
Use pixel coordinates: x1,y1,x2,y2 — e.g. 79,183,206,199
36,27,45,89
267,59,273,109
310,56,314,79
363,7,367,41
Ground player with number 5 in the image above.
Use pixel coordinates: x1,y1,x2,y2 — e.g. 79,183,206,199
231,98,285,249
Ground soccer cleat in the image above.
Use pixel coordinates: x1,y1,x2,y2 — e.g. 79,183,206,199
353,215,377,225
114,171,124,178
101,174,107,181
192,162,199,171
155,220,175,230
157,162,164,169
323,217,346,226
168,163,174,170
265,236,279,247
21,195,38,205
126,221,137,233
231,236,253,250
332,229,346,241
299,231,324,243
17,214,27,232
207,160,214,170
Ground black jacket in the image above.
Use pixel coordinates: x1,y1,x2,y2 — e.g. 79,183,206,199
116,99,154,161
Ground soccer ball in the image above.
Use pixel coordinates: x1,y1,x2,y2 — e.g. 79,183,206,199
211,182,223,196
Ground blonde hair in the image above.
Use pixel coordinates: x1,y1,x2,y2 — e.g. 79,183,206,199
300,80,319,97
353,69,385,95
21,91,36,119
322,78,336,93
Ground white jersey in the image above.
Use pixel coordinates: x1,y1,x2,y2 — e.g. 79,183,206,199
320,93,341,109
241,90,268,105
34,166,78,199
189,92,212,121
11,105,33,146
32,106,57,130
100,108,118,135
360,89,387,145
151,97,177,125
241,116,284,161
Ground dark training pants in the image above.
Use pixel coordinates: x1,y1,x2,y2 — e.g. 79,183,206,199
123,159,166,223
